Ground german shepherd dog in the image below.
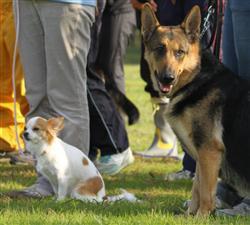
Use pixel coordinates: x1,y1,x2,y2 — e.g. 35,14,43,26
141,4,250,216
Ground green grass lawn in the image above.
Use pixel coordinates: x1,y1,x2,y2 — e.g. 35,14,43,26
0,36,250,225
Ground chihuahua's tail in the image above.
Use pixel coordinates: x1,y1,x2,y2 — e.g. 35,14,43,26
104,189,141,203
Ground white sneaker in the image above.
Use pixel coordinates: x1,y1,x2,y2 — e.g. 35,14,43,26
216,201,250,216
95,148,134,175
183,197,229,210
164,170,194,181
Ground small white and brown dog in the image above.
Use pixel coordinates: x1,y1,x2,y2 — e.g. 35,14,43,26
23,116,105,202
23,116,138,203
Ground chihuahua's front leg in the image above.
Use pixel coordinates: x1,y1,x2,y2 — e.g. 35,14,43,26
57,177,69,201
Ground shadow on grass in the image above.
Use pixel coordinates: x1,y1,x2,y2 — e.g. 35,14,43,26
0,192,186,217
104,171,192,193
0,161,191,216
0,162,191,193
0,163,36,189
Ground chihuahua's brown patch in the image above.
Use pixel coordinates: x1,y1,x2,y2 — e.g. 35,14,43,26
47,117,64,136
32,117,64,144
35,117,54,144
76,176,103,196
82,157,89,166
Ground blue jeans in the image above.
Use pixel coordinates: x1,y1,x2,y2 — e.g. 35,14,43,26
222,0,250,80
219,0,250,207
182,151,196,174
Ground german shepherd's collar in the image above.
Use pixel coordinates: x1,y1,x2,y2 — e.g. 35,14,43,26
141,4,250,216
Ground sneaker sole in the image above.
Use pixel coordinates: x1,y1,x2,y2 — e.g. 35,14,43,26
134,151,180,160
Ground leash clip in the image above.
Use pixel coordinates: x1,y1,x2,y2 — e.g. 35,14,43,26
200,5,215,39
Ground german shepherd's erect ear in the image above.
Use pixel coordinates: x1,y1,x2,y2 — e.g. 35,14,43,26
181,5,201,43
141,3,160,42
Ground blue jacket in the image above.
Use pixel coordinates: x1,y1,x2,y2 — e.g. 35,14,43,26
50,0,96,6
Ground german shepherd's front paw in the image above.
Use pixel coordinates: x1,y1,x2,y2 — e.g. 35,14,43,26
186,206,197,216
186,200,199,215
186,207,211,217
196,208,211,217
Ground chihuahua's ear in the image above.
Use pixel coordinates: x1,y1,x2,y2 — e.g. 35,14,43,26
141,3,160,43
181,5,201,43
47,117,64,135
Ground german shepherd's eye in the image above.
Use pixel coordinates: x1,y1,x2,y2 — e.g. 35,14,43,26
154,44,166,56
33,127,40,131
175,49,185,58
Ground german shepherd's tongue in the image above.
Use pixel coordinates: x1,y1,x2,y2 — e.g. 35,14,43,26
159,82,172,93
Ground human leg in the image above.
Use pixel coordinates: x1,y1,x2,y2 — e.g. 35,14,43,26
109,10,136,94
87,70,134,175
11,0,95,198
230,0,250,80
216,198,250,216
9,0,55,197
222,1,238,74
136,98,179,158
97,5,136,94
87,70,129,156
165,151,195,181
16,0,48,120
0,2,28,153
182,151,196,173
39,1,95,153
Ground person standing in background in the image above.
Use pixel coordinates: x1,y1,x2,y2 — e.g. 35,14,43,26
10,0,95,198
0,1,29,155
87,0,134,175
97,0,137,97
216,0,250,216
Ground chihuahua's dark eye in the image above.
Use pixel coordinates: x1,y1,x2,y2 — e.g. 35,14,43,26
33,127,39,131
24,127,27,131
175,49,185,58
154,44,166,56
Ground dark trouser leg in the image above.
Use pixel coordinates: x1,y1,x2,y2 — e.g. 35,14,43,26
182,151,196,174
87,68,129,157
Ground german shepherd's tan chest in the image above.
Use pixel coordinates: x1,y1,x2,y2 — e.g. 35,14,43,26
166,99,198,160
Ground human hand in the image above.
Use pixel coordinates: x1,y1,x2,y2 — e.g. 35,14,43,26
130,0,144,10
148,0,157,12
130,0,157,12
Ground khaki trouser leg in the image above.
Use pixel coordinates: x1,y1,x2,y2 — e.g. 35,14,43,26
17,0,95,153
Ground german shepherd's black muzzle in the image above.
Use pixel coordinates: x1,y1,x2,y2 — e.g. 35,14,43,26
155,70,175,93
